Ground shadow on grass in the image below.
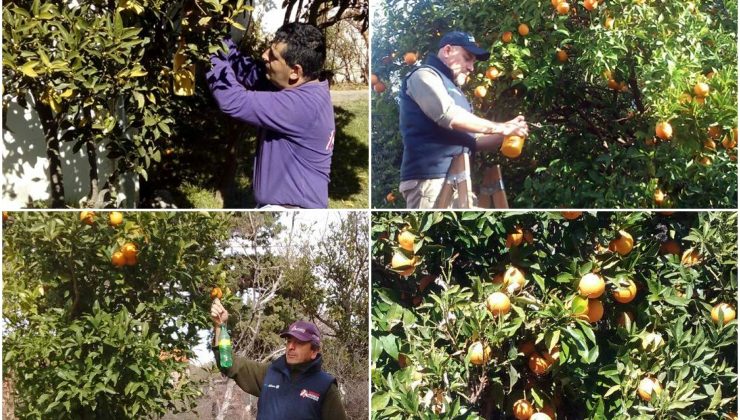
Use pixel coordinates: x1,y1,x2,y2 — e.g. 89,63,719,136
328,104,368,203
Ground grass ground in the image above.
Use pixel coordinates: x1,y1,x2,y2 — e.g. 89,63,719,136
179,88,368,209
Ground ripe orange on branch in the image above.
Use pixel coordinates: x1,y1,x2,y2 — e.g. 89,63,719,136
612,278,637,303
518,24,530,36
474,85,488,98
109,211,123,227
469,341,491,365
711,303,736,325
579,273,605,298
638,377,663,401
485,66,501,80
486,292,511,316
210,287,223,300
513,399,534,420
403,52,417,65
501,135,525,158
655,121,673,140
80,211,95,225
501,31,513,43
398,230,416,252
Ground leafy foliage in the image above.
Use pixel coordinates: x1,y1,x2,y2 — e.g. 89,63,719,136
371,0,738,208
371,212,737,419
2,211,231,418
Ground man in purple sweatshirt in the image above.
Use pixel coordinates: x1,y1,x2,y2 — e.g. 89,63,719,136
207,23,335,208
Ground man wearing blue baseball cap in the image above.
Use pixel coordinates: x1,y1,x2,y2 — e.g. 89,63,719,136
211,299,347,419
398,30,530,208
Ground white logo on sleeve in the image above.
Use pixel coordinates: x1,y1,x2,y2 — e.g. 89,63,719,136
267,384,280,389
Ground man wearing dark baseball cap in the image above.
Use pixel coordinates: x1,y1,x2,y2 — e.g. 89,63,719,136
398,30,529,208
211,299,347,419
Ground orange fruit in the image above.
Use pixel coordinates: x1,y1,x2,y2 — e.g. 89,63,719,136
528,353,551,375
122,242,138,260
398,230,416,252
2,211,7,222
210,287,223,300
485,66,501,80
551,0,562,6
697,155,713,166
370,74,379,85
610,230,634,256
579,273,605,298
562,211,582,220
659,240,681,256
638,377,662,401
533,410,554,420
711,303,736,325
513,399,534,420
373,82,386,93
111,251,126,267
722,135,737,150
506,227,524,248
109,211,123,227
474,85,488,98
694,96,706,105
708,125,722,139
518,23,530,36
607,79,620,90
703,138,717,151
391,252,416,269
655,122,673,140
518,341,536,356
399,266,415,277
543,345,560,364
641,332,665,351
679,92,693,103
681,248,701,266
555,49,568,63
469,341,491,365
612,278,637,303
693,82,710,97
492,272,505,284
557,2,570,14
80,211,95,225
653,189,666,206
486,292,511,316
502,31,513,43
501,135,525,158
403,52,417,65
584,0,598,10
604,16,615,28
617,311,635,328
503,266,527,291
585,299,604,322
386,192,396,203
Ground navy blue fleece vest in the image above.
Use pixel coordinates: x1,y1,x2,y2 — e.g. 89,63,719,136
256,354,336,420
399,54,476,181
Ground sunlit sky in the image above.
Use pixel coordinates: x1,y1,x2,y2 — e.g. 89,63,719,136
191,210,345,365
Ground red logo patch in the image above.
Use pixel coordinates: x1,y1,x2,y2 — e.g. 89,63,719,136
299,389,321,402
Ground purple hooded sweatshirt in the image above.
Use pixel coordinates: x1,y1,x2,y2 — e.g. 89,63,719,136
206,39,335,208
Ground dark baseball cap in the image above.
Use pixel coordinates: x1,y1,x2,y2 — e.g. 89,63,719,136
438,31,490,60
280,320,321,346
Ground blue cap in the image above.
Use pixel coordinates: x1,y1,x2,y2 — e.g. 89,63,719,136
280,320,321,346
438,31,490,60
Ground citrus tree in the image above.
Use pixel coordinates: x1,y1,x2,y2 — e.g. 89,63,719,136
371,0,738,208
371,211,737,418
2,211,232,418
2,1,254,207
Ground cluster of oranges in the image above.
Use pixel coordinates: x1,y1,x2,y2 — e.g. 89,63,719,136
390,230,421,277
111,242,139,267
461,214,735,419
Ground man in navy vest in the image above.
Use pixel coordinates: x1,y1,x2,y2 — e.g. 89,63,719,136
211,299,347,419
398,31,530,208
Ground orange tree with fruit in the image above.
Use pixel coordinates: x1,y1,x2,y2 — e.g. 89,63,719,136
371,212,737,418
371,0,737,208
2,211,232,417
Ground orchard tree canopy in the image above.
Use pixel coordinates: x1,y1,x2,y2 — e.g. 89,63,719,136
371,0,738,208
371,211,737,418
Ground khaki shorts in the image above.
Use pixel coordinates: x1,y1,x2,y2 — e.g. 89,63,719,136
399,179,475,209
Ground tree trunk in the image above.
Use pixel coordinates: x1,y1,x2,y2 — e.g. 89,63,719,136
36,101,65,207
